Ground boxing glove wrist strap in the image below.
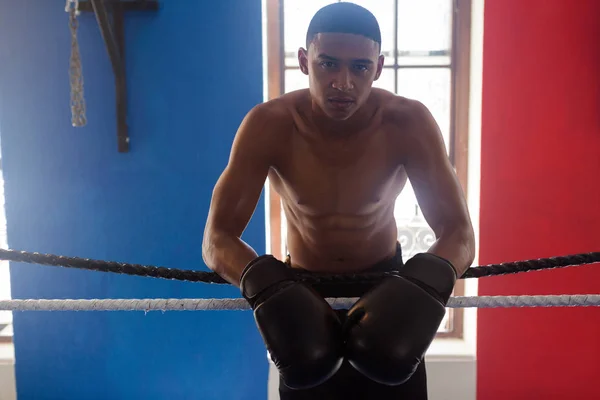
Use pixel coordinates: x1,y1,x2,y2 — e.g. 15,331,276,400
240,255,296,307
401,253,457,304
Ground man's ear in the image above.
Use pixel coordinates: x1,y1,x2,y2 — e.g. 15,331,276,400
298,47,309,75
374,54,385,81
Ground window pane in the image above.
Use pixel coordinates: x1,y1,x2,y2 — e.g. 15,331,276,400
372,67,395,92
397,0,452,65
397,68,451,147
350,0,395,66
398,54,451,67
0,172,9,325
284,0,336,67
284,68,309,93
395,199,435,256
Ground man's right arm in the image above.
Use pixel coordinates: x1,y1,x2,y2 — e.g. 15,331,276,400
202,104,279,286
204,101,345,389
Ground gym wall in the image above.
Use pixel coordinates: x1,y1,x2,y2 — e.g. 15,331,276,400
0,1,267,399
478,0,600,398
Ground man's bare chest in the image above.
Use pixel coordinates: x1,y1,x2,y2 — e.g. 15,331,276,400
269,130,407,214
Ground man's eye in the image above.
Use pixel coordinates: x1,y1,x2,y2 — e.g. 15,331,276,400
321,61,336,68
354,64,368,71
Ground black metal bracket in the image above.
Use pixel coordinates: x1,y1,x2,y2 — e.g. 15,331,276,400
79,0,159,153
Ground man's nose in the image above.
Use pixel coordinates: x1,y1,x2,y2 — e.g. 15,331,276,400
331,68,354,91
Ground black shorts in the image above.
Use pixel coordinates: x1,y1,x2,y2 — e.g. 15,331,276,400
279,244,429,399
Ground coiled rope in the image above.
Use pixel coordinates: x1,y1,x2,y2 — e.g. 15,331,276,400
1,249,599,288
0,295,598,312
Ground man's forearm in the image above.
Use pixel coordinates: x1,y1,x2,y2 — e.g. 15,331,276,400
427,223,475,277
202,231,259,286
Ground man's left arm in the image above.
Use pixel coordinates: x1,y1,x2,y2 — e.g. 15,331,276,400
342,100,477,387
402,100,475,276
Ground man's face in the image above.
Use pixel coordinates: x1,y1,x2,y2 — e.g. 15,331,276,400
298,33,384,121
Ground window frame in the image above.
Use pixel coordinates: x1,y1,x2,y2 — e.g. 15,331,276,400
265,0,472,340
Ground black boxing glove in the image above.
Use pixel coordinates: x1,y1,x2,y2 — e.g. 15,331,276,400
344,253,457,386
240,255,344,389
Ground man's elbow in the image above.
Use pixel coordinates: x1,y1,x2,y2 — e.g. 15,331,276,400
202,228,225,273
448,219,476,268
434,218,476,267
461,223,476,265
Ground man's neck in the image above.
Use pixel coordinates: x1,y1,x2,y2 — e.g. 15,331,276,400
310,97,378,137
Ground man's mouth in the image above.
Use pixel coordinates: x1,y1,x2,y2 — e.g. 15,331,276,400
327,97,355,109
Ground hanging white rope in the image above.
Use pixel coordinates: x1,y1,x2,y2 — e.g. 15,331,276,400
65,0,87,127
0,295,598,312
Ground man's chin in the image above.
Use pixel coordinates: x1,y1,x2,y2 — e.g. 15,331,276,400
323,106,357,121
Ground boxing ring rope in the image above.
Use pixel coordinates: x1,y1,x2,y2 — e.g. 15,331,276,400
2,249,599,284
1,295,599,312
0,249,598,311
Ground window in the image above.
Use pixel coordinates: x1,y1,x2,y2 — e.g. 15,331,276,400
265,0,471,338
0,163,11,343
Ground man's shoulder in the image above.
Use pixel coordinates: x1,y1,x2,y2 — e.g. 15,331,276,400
251,89,308,118
374,90,430,125
247,98,288,123
372,91,440,160
375,91,437,143
236,91,308,154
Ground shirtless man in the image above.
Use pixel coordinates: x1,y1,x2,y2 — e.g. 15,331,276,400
202,3,475,399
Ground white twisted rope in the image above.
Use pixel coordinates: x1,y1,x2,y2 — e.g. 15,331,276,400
0,295,598,312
